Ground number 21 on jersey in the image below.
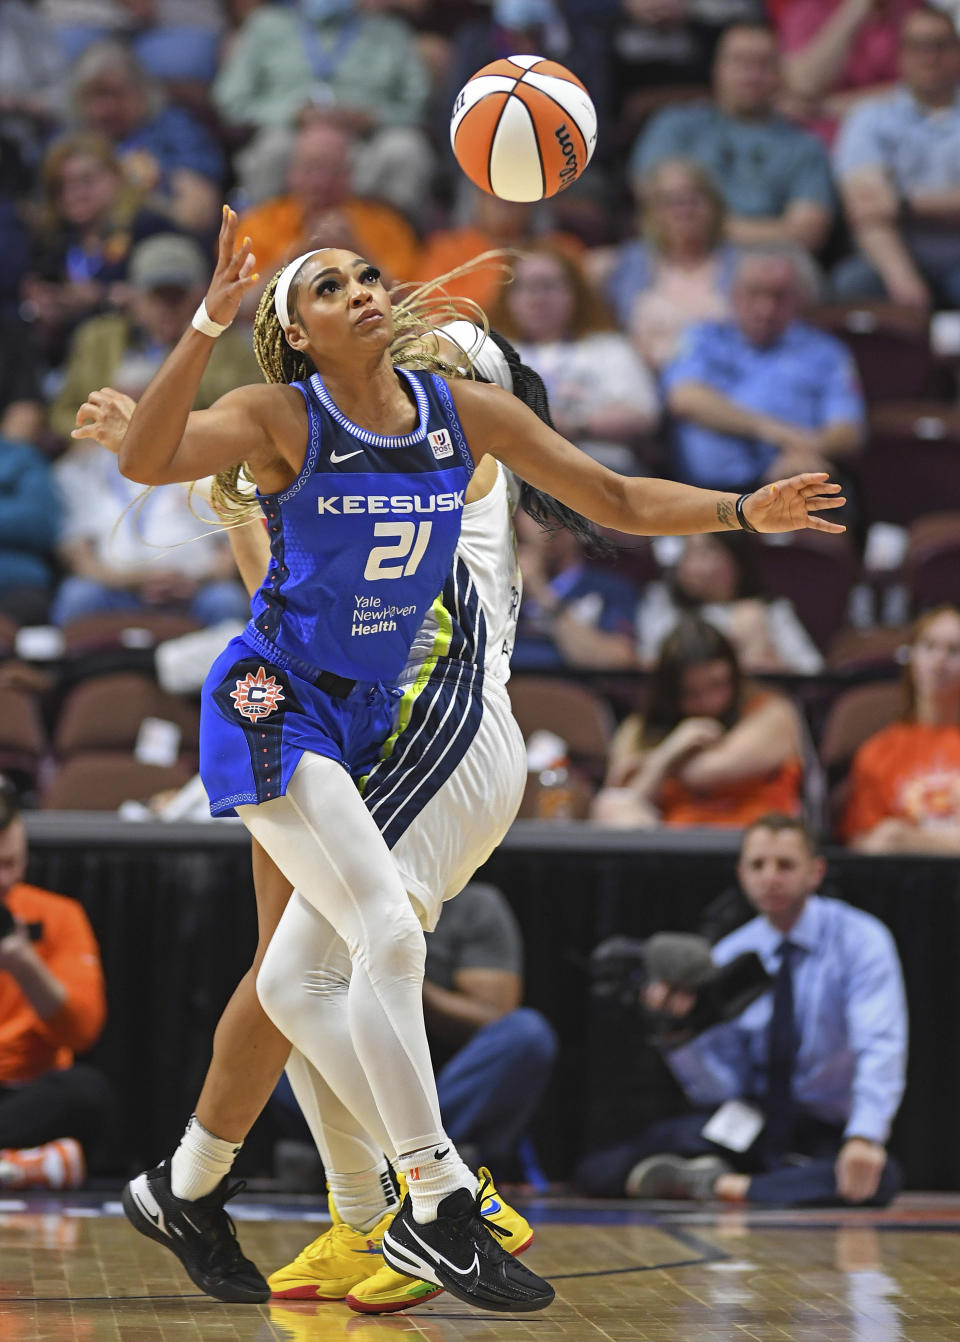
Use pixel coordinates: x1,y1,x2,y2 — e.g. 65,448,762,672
363,521,433,581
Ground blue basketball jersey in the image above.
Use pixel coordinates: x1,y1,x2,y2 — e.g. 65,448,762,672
244,368,474,683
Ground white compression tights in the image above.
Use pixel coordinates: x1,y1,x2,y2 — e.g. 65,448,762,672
237,751,445,1158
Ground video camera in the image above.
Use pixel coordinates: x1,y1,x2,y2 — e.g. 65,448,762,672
588,932,770,1047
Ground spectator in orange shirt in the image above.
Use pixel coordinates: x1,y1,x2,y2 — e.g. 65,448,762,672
416,187,584,312
237,121,420,294
0,778,110,1189
844,604,960,854
592,616,804,829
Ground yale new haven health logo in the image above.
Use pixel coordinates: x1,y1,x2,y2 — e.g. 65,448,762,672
429,428,454,460
230,666,285,721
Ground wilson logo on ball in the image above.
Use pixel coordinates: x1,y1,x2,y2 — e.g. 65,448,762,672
450,54,597,202
555,123,579,184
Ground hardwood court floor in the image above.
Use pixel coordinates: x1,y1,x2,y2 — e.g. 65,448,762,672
3,1192,960,1341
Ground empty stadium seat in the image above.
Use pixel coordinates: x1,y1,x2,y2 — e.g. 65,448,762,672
508,675,614,761
807,303,941,403
53,672,200,761
905,511,960,612
508,675,614,819
819,681,903,778
0,613,18,660
41,753,196,810
0,689,48,791
754,530,858,652
61,611,202,658
855,406,960,526
826,626,910,673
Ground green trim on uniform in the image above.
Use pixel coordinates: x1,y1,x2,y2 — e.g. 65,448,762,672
357,595,453,793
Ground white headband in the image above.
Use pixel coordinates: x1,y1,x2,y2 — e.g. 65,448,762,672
274,250,325,330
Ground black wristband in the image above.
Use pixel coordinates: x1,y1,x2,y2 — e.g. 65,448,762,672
735,492,759,534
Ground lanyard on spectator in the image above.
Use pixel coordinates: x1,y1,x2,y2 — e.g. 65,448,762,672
301,17,361,86
64,244,103,285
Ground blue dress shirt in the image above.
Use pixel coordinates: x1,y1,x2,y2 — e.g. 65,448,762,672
666,895,908,1146
662,319,866,489
833,86,960,197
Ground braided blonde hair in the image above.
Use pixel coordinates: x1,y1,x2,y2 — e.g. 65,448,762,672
207,252,510,523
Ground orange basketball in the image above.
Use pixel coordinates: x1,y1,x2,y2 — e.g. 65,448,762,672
450,55,597,203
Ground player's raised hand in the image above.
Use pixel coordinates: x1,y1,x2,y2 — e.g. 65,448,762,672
204,206,259,328
741,473,846,535
72,387,137,454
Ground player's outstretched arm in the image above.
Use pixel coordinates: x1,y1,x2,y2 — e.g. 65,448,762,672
449,379,846,537
116,207,280,487
74,387,273,598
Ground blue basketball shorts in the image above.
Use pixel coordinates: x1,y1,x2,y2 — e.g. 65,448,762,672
200,635,399,817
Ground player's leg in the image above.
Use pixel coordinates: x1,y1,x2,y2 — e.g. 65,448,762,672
122,841,293,1303
267,1045,405,1301
190,840,292,1148
244,752,553,1312
244,756,461,1188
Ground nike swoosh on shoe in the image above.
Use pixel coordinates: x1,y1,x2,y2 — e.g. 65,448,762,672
406,1223,480,1280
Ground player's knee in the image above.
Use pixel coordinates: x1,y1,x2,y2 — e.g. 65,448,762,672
353,903,426,984
255,946,298,1035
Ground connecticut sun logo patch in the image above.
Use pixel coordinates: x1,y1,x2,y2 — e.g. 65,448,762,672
230,666,285,720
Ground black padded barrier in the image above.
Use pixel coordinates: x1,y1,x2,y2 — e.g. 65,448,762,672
22,815,960,1189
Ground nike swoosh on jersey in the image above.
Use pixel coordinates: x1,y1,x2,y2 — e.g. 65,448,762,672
329,448,364,463
406,1223,480,1280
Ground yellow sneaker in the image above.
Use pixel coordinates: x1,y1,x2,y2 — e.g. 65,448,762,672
477,1167,534,1256
268,1195,392,1300
345,1167,533,1314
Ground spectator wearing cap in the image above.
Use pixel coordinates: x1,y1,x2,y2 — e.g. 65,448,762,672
663,245,865,492
833,5,960,308
48,234,256,629
632,21,835,255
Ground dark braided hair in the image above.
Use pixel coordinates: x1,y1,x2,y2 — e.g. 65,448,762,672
485,329,610,555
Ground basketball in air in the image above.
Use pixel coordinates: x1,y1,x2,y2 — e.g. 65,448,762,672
450,54,597,203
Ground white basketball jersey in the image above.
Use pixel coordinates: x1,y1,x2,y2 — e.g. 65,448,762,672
399,461,521,688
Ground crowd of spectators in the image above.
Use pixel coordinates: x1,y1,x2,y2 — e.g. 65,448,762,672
3,0,958,1211
1,0,960,854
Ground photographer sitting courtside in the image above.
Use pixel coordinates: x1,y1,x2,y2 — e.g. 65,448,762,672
0,778,111,1189
578,814,907,1207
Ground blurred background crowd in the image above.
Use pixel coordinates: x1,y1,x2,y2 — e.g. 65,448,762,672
2,0,960,855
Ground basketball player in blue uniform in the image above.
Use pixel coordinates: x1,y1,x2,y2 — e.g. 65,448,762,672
99,207,845,1313
73,321,584,1312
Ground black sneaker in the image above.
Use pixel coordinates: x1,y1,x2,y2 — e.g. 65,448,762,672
122,1160,269,1303
380,1181,555,1313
